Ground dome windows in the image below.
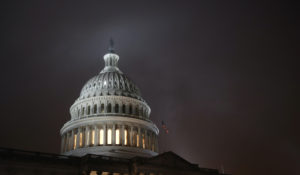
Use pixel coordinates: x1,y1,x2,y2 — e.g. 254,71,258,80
74,100,149,119
122,104,126,114
107,103,112,113
129,105,132,114
87,106,91,115
115,104,119,113
82,107,85,116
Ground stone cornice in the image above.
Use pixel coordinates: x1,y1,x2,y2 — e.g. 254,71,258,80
70,95,150,112
60,116,159,135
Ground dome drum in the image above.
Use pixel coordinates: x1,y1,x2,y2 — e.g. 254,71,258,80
60,117,159,158
70,96,151,120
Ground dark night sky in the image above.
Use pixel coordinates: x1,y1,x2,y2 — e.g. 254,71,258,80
0,1,299,175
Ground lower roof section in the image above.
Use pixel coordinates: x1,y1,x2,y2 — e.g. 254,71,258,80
63,146,158,158
0,147,230,175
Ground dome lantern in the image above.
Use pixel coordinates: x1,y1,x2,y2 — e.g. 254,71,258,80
101,39,121,73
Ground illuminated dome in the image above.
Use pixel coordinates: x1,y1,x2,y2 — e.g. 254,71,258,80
60,41,159,158
78,64,143,101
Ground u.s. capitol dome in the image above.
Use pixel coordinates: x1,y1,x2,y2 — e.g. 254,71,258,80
60,42,159,158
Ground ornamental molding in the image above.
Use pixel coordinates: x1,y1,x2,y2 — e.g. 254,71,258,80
70,95,150,112
60,116,159,135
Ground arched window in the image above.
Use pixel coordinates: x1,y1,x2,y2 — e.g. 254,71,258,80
107,103,112,113
129,105,132,114
99,129,104,145
107,129,112,144
93,104,97,114
115,104,119,113
100,104,104,113
135,107,139,116
122,104,126,113
115,129,120,145
87,106,91,115
82,107,85,116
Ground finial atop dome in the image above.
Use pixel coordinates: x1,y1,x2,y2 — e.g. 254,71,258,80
101,38,121,73
108,37,115,53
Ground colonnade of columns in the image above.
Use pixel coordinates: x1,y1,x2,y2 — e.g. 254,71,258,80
61,124,158,153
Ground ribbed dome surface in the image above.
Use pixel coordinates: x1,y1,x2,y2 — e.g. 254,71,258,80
78,52,143,101
79,71,142,100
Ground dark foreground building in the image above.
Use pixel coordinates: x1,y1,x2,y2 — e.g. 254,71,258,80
0,44,230,175
0,147,228,175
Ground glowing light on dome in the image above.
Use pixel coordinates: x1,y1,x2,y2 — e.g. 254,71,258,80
91,130,95,145
99,129,104,145
124,130,128,145
107,129,112,144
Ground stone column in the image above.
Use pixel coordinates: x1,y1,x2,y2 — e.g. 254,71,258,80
61,135,65,153
85,126,90,147
151,133,155,151
94,125,99,146
121,125,125,146
65,132,69,152
104,102,107,113
125,104,129,114
148,133,152,150
144,130,147,149
76,127,81,148
155,135,159,152
71,130,74,150
130,126,134,146
112,124,116,145
90,127,93,146
103,124,107,145
138,127,142,148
